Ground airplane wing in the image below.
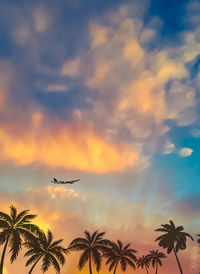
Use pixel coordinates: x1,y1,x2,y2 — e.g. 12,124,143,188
66,179,80,184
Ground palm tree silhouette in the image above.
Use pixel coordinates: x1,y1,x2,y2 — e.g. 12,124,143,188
24,229,68,273
147,250,166,274
137,255,151,274
103,240,138,274
155,220,193,274
197,233,200,247
0,205,40,274
67,230,111,274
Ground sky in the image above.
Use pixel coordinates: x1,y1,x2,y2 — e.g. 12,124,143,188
0,0,200,273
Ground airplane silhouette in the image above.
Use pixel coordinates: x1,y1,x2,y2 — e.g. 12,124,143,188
52,178,80,184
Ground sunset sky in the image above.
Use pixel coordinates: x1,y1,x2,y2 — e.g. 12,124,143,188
0,0,200,273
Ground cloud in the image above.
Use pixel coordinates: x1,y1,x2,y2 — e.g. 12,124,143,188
191,128,200,138
58,4,194,157
61,57,80,77
0,118,138,173
90,23,109,47
179,147,194,157
34,6,51,32
163,140,175,154
47,84,68,92
0,1,199,174
0,1,198,175
47,185,81,199
165,80,196,126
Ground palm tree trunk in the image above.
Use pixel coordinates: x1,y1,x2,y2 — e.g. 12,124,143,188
89,255,92,274
145,265,149,274
113,262,118,274
28,256,42,274
155,263,158,274
0,238,9,274
173,248,183,274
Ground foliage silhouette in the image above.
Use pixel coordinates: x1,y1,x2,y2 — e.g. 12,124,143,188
0,205,40,274
103,240,138,274
147,250,166,274
67,230,111,274
24,229,68,273
155,220,193,274
197,233,200,247
137,255,151,274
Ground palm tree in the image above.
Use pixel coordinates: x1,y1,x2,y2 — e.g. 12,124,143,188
104,240,138,274
137,255,151,274
67,230,111,274
147,250,166,274
24,229,68,273
197,233,200,247
155,220,193,274
0,205,40,274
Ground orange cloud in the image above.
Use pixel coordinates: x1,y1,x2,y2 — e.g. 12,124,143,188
123,39,144,67
0,120,138,173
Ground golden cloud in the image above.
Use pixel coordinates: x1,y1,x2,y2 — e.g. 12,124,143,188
0,119,138,173
123,39,144,67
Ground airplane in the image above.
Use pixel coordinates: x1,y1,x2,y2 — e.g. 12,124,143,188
52,178,80,184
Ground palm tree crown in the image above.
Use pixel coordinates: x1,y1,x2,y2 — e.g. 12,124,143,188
0,205,40,274
155,220,193,253
24,229,68,273
67,230,111,274
137,255,151,274
104,240,138,274
147,250,166,274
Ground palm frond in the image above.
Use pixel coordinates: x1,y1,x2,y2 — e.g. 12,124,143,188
90,230,99,244
18,223,41,236
25,254,41,266
0,220,9,229
84,231,91,242
51,249,65,265
95,231,106,241
24,248,41,257
68,237,88,247
9,231,22,263
92,248,102,272
17,214,37,225
0,230,9,245
124,257,136,270
120,257,127,272
15,210,29,224
49,253,60,273
42,254,51,273
0,212,12,224
78,250,89,270
117,240,123,252
10,205,17,224
109,260,118,272
49,238,62,248
67,243,88,251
